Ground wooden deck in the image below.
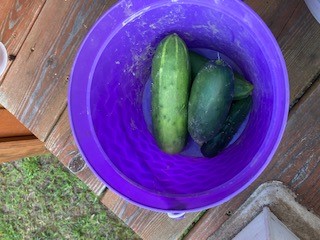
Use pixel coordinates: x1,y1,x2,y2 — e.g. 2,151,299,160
1,0,319,239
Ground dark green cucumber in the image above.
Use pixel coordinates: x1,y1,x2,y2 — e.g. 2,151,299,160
151,34,190,154
233,72,254,100
188,60,234,145
201,96,253,158
189,50,253,99
189,50,208,79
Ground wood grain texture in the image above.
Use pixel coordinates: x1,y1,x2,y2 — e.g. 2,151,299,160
244,0,299,38
45,109,106,196
0,0,117,141
277,0,320,105
101,191,201,240
0,136,48,163
0,135,36,143
245,0,320,104
0,108,31,138
185,78,320,240
0,0,45,84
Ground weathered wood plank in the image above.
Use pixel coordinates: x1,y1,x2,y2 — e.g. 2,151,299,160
0,136,48,163
244,0,299,38
0,0,117,141
0,0,45,84
101,191,201,240
277,0,320,105
185,77,320,240
0,135,35,143
245,0,320,105
0,108,31,138
45,109,106,196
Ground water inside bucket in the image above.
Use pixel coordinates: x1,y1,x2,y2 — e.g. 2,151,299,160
142,48,250,157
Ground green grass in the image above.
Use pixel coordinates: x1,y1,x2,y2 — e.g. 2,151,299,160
0,156,140,240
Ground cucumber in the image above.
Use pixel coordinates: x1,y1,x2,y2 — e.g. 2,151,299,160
233,72,254,100
189,50,253,99
151,34,190,154
188,60,234,145
189,50,208,79
201,96,253,158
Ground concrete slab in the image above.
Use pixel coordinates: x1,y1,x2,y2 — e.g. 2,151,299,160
208,181,320,240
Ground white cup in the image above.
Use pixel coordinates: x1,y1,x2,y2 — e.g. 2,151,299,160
0,42,8,76
304,0,320,23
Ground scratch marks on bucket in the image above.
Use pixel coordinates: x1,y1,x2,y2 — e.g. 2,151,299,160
122,0,133,17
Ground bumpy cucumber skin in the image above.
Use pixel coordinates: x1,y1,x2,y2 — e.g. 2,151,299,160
189,51,253,99
201,96,253,158
188,60,234,145
151,34,190,154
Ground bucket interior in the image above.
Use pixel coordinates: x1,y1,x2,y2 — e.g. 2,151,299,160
86,2,287,207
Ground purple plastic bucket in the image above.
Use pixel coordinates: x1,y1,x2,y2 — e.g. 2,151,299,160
69,0,289,213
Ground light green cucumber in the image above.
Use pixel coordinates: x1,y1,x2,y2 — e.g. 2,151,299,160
151,34,190,154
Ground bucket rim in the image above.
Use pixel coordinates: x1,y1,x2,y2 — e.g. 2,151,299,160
68,0,289,213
